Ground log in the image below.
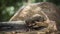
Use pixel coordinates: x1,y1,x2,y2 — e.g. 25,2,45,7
0,21,27,32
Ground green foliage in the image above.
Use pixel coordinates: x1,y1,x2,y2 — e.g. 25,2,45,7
47,0,60,5
0,0,23,21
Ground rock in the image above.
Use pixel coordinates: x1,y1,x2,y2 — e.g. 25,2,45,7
9,2,60,22
9,2,60,34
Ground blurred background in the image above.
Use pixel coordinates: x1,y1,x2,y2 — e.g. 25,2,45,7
0,0,60,22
